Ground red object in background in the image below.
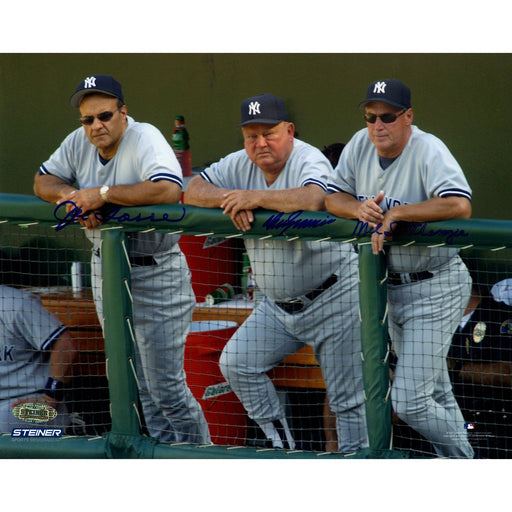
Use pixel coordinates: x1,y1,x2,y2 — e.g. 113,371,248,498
184,321,248,446
179,235,237,302
171,115,193,177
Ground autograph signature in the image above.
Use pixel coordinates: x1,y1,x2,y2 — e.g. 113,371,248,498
53,201,186,232
53,203,469,245
262,210,337,236
353,220,470,244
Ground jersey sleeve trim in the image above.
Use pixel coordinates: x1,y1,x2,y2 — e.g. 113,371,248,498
302,178,327,192
149,173,183,188
39,164,52,176
41,325,68,351
199,170,213,183
327,183,345,194
438,188,472,200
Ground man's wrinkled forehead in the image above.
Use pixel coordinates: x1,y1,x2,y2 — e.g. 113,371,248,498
78,93,119,112
364,101,403,112
241,121,285,133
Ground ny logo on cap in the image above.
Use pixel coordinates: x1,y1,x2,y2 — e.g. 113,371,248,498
373,81,387,94
84,76,97,89
248,101,261,116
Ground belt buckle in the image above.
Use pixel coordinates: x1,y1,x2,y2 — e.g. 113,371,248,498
276,298,305,314
287,298,305,313
401,273,412,284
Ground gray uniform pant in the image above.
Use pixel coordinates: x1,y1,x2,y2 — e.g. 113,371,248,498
219,271,368,453
92,249,210,444
388,256,474,458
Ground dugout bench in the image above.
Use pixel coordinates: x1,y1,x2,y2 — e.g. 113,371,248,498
35,288,325,389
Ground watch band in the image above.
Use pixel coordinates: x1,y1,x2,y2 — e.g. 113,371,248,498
44,377,66,402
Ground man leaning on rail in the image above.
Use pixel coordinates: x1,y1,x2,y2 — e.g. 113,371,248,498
184,93,368,453
33,74,210,444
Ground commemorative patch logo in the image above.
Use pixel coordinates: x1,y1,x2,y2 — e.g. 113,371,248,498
473,321,486,343
11,402,57,424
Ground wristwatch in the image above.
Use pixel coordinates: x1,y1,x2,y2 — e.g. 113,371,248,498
99,185,110,202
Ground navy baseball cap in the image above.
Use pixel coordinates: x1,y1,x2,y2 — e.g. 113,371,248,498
239,93,290,127
70,74,124,108
359,79,412,110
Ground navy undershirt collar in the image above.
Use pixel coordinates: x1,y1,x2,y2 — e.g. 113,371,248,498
98,153,111,166
379,155,398,170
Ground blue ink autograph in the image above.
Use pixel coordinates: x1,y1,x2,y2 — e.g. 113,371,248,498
352,220,469,244
262,210,337,236
53,201,186,232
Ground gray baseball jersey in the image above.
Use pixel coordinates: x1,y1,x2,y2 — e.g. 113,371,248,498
202,139,368,452
201,139,354,300
328,124,474,458
39,116,210,444
328,125,472,272
39,116,182,256
0,285,67,400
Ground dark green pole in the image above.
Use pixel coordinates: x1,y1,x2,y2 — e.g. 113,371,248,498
358,244,392,455
101,229,141,436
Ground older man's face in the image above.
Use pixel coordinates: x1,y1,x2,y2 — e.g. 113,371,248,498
364,101,413,158
242,122,295,175
79,94,127,159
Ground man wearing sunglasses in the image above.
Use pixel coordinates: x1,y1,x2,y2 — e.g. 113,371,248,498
34,75,210,445
326,79,474,458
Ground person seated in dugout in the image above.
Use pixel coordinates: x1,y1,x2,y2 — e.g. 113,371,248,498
321,142,345,169
0,255,79,433
447,277,512,458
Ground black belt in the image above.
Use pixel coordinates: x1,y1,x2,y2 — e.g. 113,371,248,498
129,255,157,267
275,274,338,314
93,248,156,267
388,270,433,286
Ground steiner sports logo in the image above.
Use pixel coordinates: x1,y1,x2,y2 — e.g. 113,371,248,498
11,402,58,424
11,428,62,438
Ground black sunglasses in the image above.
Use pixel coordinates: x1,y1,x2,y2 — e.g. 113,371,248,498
364,109,407,124
79,109,119,126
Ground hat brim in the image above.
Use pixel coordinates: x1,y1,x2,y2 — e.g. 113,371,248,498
238,118,287,127
70,89,121,108
358,98,410,110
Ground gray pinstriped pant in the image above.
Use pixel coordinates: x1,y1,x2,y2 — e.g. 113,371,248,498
388,256,474,458
219,264,368,453
92,248,211,444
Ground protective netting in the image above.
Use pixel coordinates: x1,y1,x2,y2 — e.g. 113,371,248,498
1,209,511,459
391,249,512,458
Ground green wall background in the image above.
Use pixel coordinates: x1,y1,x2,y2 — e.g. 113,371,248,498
0,53,510,219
